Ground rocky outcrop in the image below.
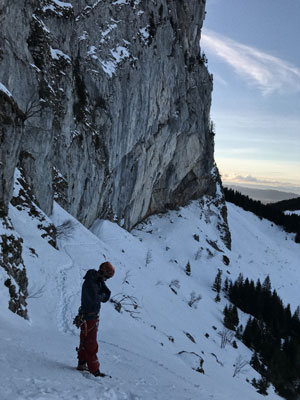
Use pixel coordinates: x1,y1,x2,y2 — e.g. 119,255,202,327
0,168,59,319
0,0,218,232
0,89,25,217
0,215,28,319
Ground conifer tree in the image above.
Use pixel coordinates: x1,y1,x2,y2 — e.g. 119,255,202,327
250,351,261,372
262,275,271,293
235,324,243,340
185,261,191,276
214,293,221,303
252,377,270,396
293,305,300,320
242,317,253,348
212,269,222,293
236,272,244,287
223,277,230,295
291,306,300,335
232,305,239,329
223,304,239,331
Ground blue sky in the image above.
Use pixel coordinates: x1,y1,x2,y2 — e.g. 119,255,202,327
202,0,300,194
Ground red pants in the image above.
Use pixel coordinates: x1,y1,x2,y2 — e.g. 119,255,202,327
77,318,100,373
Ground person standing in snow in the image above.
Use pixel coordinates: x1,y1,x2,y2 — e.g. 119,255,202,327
75,261,115,377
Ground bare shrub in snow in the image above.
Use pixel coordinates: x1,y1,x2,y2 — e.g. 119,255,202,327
169,279,180,294
188,291,202,308
27,283,46,299
194,247,203,260
211,352,224,367
122,270,131,285
178,351,204,374
219,328,234,349
56,219,76,240
206,248,214,258
110,294,140,319
232,355,249,377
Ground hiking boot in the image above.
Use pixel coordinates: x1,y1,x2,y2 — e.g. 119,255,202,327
77,360,88,371
93,369,106,377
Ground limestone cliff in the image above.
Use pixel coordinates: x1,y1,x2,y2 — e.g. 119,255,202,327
0,0,218,231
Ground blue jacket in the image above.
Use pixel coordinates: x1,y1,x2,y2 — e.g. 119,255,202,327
81,269,111,320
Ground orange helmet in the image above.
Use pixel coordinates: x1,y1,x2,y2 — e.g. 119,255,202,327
99,261,115,278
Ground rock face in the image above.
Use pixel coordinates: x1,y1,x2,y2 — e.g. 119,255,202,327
0,0,216,231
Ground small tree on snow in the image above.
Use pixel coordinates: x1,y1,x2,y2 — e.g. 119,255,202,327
185,261,191,276
212,269,222,293
252,377,270,395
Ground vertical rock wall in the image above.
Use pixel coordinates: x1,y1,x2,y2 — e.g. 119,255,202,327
0,0,217,231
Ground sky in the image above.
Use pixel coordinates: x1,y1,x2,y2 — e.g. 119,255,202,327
201,0,300,195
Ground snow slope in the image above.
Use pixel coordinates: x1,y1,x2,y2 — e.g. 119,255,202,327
284,210,300,216
1,194,300,399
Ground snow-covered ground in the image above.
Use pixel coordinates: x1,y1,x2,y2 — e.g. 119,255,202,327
1,192,300,399
284,210,300,216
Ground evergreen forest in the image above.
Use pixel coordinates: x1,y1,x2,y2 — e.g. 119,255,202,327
224,188,300,243
223,273,300,399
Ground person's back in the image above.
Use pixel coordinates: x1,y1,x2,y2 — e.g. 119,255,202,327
81,269,110,320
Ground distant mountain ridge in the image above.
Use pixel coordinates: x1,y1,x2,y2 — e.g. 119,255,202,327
224,185,299,204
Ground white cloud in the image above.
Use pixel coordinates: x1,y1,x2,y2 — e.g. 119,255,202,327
232,175,267,184
222,173,300,189
202,29,300,95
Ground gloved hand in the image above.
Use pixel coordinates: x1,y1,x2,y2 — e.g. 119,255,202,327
73,307,85,328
